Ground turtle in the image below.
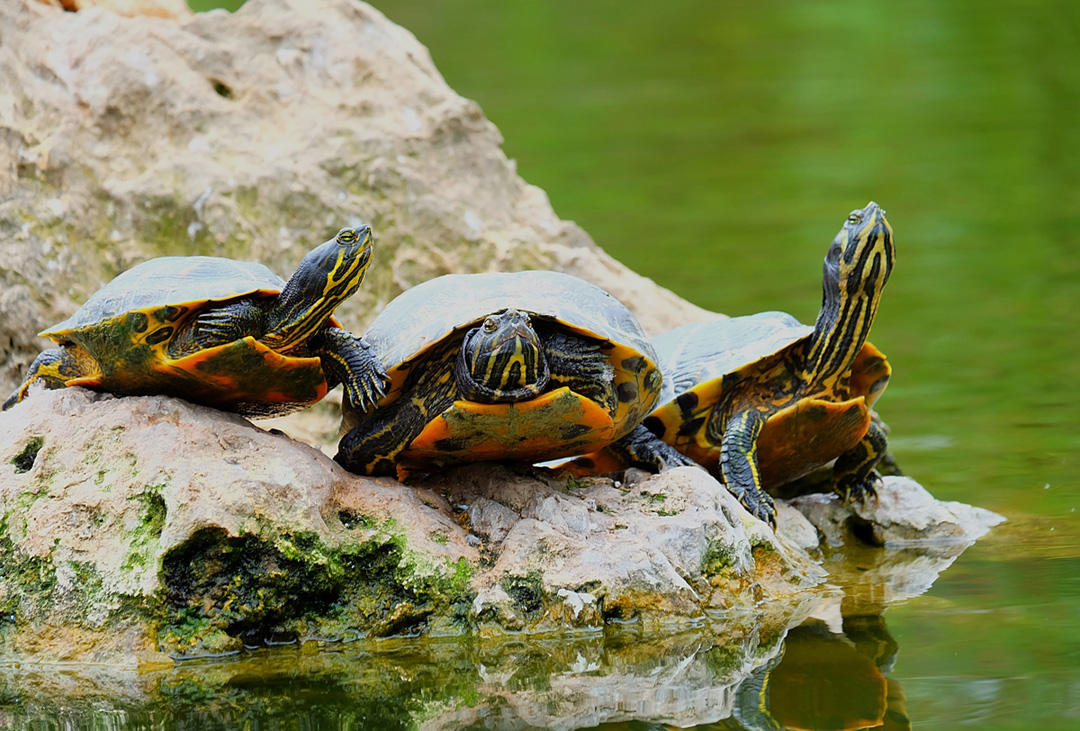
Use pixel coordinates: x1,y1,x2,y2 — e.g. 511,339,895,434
574,202,895,526
334,270,689,476
3,225,389,418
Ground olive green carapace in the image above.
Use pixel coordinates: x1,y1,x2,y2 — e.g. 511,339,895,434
3,226,387,418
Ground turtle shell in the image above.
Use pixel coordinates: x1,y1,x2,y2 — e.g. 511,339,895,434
359,270,662,466
644,311,890,488
42,256,338,416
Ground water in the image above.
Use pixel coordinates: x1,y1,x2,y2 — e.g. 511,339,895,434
7,0,1080,728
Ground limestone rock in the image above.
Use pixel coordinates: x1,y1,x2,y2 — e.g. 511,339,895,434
0,0,716,400
1,388,820,666
45,0,193,20
789,476,1006,548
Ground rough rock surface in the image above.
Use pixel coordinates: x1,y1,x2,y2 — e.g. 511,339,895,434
0,0,716,401
790,476,1006,548
1,388,822,667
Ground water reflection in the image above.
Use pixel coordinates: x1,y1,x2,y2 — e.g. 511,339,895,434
2,602,920,731
716,616,910,731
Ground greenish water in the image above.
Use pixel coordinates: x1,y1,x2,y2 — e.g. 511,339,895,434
8,0,1080,728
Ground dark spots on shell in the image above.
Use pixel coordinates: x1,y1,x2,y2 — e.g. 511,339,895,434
560,423,593,440
675,391,699,413
644,367,661,391
433,437,468,453
145,327,174,346
156,305,185,322
620,355,644,373
561,438,593,452
126,312,149,333
575,457,596,469
677,416,705,438
616,382,638,404
642,415,665,438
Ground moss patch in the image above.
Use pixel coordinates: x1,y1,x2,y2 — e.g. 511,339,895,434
500,571,545,619
10,437,44,474
158,526,476,657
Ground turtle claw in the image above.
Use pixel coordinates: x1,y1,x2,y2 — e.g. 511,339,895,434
837,470,882,507
661,450,705,472
738,489,777,529
345,359,390,414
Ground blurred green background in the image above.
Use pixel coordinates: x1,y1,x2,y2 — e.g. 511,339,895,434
146,1,1080,728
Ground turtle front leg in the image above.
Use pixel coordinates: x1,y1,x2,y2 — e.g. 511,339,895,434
606,424,703,472
833,419,888,505
170,299,266,357
3,345,102,410
718,408,777,527
309,328,390,413
541,330,616,414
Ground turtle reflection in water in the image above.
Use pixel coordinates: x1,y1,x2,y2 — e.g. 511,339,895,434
728,615,911,731
3,226,388,417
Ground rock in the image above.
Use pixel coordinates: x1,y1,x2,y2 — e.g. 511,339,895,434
428,463,825,633
1,388,821,666
0,0,717,401
788,476,1006,548
47,0,193,20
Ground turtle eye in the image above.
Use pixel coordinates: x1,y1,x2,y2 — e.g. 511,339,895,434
483,318,497,333
847,212,863,225
336,228,357,244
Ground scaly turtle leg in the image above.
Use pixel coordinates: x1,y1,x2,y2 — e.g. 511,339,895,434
605,424,703,472
2,345,102,410
336,397,432,476
833,419,887,504
336,344,456,476
169,299,266,357
309,328,389,413
540,329,616,414
718,408,777,527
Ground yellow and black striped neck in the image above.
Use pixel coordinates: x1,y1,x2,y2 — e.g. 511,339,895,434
455,309,550,403
803,202,894,392
263,225,374,352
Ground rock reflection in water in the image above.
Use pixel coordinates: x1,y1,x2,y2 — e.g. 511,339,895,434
2,606,915,731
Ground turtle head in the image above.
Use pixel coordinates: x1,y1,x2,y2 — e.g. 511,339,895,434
264,225,375,352
807,202,894,386
455,308,550,403
823,202,894,301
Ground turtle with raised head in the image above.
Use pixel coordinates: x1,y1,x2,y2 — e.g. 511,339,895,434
334,270,689,476
3,226,388,417
575,202,895,526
